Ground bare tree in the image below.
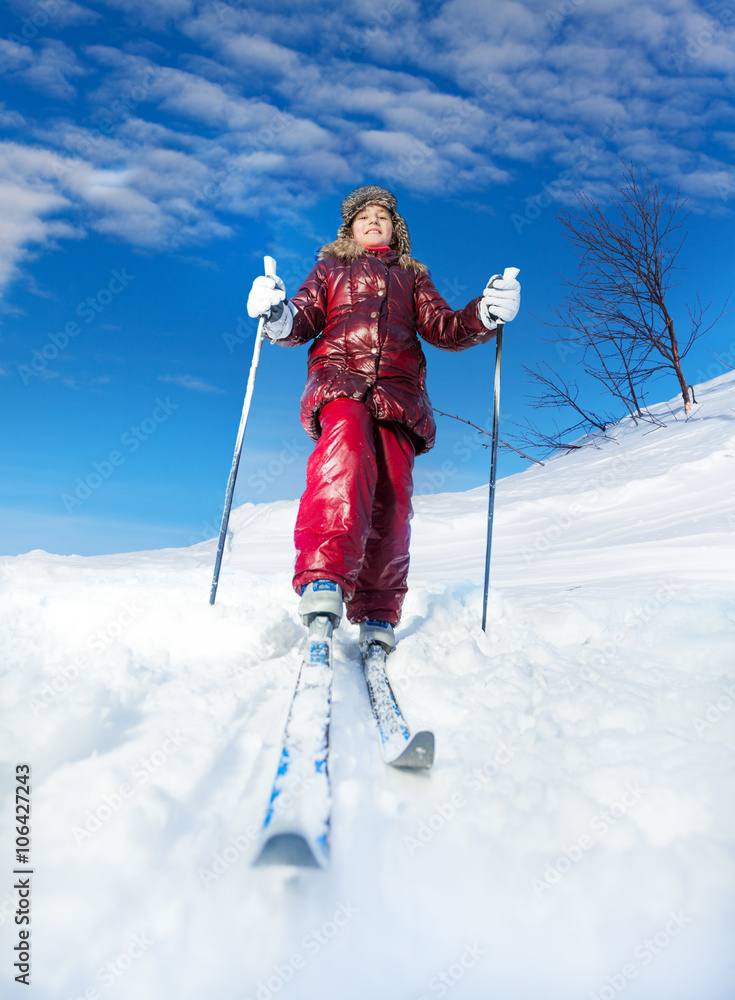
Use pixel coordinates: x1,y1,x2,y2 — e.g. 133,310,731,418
539,160,728,419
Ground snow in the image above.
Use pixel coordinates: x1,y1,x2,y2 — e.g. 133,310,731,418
2,372,735,999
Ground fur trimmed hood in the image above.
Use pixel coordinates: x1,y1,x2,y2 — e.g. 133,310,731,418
317,237,428,275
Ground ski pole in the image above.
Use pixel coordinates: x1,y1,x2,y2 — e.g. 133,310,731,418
481,266,518,631
209,255,277,605
481,322,503,632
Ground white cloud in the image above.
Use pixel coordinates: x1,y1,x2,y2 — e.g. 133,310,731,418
66,155,234,247
0,0,733,295
180,0,733,208
93,0,194,28
80,4,735,215
405,0,735,180
355,128,509,192
0,38,34,73
713,130,735,151
0,127,235,292
0,103,26,130
24,39,88,99
5,0,99,30
0,142,79,291
218,32,303,80
0,39,87,100
158,374,224,393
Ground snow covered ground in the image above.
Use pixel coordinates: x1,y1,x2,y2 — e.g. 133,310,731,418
2,372,734,1000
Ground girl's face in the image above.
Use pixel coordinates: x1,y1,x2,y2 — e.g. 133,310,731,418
351,204,394,248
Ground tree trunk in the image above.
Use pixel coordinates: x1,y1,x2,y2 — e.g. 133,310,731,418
665,315,691,413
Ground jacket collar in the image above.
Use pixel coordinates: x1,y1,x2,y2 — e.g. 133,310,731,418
316,237,427,274
366,247,399,265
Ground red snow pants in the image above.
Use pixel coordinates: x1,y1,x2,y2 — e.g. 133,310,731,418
293,398,415,625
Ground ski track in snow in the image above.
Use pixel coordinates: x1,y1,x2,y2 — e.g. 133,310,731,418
2,374,735,999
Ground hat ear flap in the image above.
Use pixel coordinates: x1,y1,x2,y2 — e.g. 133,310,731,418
336,221,352,242
391,213,411,257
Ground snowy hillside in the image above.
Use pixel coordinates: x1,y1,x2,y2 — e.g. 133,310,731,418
2,372,734,1000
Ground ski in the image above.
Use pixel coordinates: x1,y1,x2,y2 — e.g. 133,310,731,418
360,640,435,769
252,615,333,868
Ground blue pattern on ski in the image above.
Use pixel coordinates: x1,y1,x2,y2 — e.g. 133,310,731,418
360,641,435,769
254,619,333,868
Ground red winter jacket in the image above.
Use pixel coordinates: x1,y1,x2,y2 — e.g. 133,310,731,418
273,240,496,454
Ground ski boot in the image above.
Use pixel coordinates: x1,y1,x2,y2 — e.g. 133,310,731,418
299,579,343,630
359,619,395,654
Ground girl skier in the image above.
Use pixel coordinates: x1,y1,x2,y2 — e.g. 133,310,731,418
247,185,520,651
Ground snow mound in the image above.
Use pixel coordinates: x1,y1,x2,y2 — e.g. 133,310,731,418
1,374,734,999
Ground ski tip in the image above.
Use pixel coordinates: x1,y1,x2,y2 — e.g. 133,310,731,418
252,832,328,869
389,730,435,769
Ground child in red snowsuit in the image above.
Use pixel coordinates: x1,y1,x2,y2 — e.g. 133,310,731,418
247,186,520,650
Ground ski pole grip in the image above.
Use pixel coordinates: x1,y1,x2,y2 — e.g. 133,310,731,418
490,267,519,288
264,255,277,279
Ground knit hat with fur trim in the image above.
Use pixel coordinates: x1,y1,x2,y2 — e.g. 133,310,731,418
319,184,426,273
340,184,397,224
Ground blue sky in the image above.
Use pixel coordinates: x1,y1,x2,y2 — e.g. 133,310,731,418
1,0,734,556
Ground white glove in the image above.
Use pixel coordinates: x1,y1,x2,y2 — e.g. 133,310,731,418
479,267,520,330
247,274,286,319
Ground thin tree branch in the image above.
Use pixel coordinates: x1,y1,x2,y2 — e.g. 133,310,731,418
432,408,545,465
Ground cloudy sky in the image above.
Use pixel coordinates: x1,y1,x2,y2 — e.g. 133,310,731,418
1,0,733,555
